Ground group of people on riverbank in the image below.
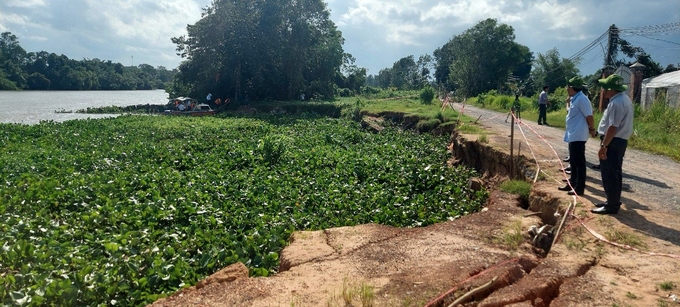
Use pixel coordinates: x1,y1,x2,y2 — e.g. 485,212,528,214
542,74,634,215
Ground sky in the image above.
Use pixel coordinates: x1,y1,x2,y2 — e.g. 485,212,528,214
1,0,679,77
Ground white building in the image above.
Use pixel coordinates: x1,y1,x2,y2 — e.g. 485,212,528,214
641,70,680,109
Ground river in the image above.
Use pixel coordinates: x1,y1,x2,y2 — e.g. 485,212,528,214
0,90,169,124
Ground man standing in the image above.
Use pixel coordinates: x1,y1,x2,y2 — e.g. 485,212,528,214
558,77,597,196
537,85,549,125
591,74,634,215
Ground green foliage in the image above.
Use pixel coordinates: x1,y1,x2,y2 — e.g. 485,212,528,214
658,281,675,291
546,87,569,112
0,32,175,90
420,86,435,104
172,0,345,101
435,19,532,96
415,118,441,131
529,48,580,95
629,100,680,161
0,114,486,306
499,180,532,200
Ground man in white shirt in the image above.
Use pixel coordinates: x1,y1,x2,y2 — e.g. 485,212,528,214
591,74,634,215
537,85,550,125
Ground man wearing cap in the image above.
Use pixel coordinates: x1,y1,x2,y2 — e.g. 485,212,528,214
558,76,597,196
591,74,634,215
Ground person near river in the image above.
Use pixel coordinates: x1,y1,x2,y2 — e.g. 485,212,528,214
558,76,597,196
591,74,634,215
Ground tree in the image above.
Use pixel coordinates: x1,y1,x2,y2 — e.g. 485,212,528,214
436,19,531,97
336,53,367,95
529,48,579,94
172,0,346,101
616,37,663,79
0,32,28,89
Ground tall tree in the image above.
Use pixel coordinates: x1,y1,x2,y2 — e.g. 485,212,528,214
435,19,530,97
530,48,579,93
0,32,28,89
172,0,346,101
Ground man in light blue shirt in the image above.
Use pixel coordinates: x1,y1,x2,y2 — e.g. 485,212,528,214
559,77,597,196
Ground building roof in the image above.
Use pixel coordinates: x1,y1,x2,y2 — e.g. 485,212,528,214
642,70,680,88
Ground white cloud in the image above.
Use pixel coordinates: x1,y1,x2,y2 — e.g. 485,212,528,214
1,0,679,75
4,0,46,8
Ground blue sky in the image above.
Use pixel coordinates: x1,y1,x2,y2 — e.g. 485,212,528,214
1,0,679,76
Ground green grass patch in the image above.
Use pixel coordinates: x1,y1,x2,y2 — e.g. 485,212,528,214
495,220,524,251
604,229,648,250
0,114,487,306
499,180,532,200
658,281,676,291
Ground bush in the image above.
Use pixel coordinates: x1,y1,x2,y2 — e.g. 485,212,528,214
420,86,435,104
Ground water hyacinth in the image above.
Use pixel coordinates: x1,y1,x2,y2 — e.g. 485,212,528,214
0,114,487,306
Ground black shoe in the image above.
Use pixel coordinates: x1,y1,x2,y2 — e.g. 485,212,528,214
562,157,570,162
594,203,607,208
537,122,543,125
590,164,600,169
591,206,619,215
558,185,571,191
543,122,549,126
567,190,583,196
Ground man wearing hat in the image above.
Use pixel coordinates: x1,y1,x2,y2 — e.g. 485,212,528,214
591,74,634,214
558,76,597,196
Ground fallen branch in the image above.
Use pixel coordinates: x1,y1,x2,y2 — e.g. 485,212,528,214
447,276,498,307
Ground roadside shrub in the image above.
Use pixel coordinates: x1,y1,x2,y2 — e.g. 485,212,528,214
338,88,354,97
420,86,435,104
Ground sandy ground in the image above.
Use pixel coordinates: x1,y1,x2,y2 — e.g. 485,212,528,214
149,103,680,307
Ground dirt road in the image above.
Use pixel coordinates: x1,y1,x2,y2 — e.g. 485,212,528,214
453,101,680,231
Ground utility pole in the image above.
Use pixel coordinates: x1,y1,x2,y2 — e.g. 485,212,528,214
600,24,619,112
604,24,619,68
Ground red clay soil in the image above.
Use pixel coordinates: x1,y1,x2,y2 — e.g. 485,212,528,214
149,103,680,307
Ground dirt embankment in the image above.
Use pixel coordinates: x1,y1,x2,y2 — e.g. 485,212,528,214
151,105,680,307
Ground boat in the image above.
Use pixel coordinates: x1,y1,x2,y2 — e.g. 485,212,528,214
163,97,217,116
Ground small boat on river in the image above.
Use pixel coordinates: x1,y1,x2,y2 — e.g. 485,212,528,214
163,97,217,117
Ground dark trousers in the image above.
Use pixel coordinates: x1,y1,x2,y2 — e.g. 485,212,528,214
568,141,586,194
600,138,627,209
538,104,547,124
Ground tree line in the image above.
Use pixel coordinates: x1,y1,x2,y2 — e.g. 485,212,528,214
367,19,677,98
4,7,677,100
0,32,176,91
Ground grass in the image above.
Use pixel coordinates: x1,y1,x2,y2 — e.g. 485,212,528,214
658,281,676,291
499,180,532,200
478,133,488,143
626,291,638,299
496,220,524,251
356,93,480,133
604,229,648,250
326,278,376,307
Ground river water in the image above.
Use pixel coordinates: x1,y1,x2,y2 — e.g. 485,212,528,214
0,90,169,125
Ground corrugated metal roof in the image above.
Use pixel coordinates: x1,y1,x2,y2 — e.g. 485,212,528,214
642,70,680,88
